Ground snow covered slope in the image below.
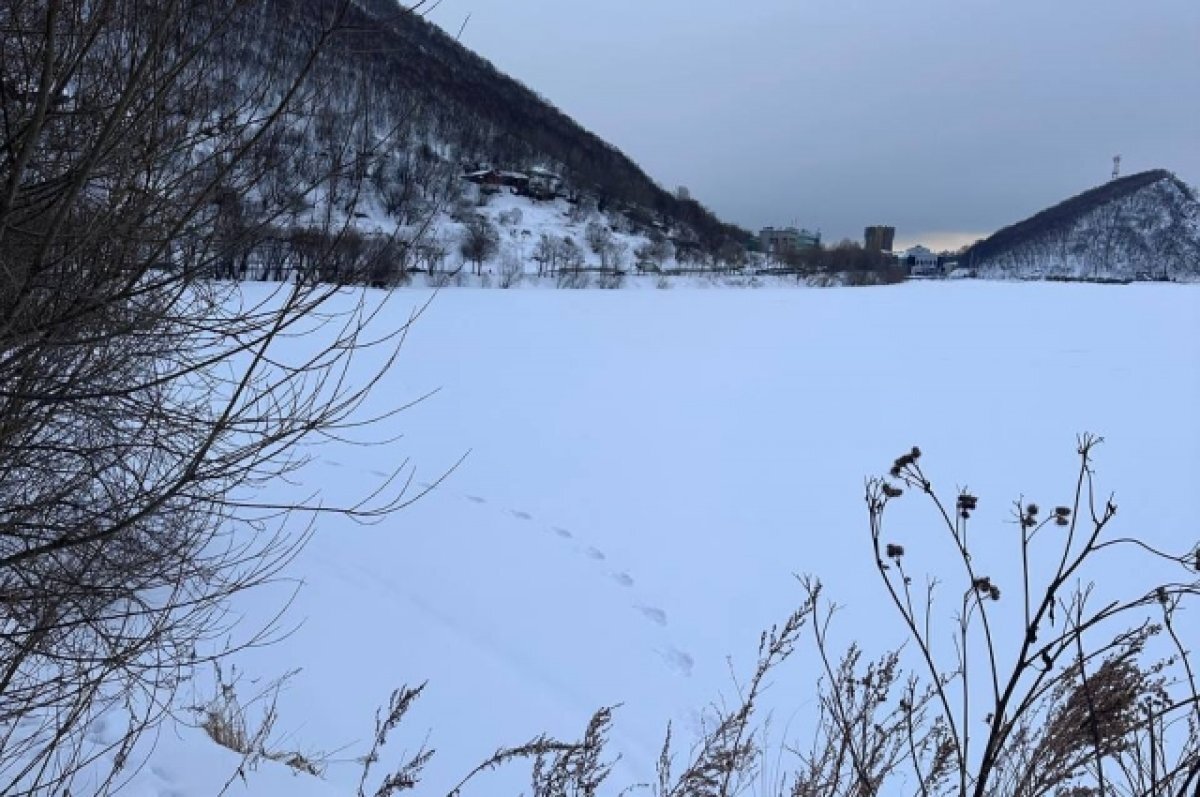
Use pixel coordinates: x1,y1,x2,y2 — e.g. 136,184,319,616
78,282,1200,796
217,0,749,260
967,170,1200,280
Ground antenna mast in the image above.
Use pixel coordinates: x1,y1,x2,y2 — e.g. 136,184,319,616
1111,155,1121,180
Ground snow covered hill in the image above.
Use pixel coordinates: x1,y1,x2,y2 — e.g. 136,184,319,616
241,0,748,260
965,170,1200,281
373,188,751,287
63,281,1200,796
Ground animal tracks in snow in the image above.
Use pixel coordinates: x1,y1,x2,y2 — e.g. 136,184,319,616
658,647,695,677
148,764,185,797
84,716,113,745
636,605,668,626
349,463,696,677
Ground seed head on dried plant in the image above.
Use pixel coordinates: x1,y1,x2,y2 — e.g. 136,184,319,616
349,438,1197,797
857,435,1200,797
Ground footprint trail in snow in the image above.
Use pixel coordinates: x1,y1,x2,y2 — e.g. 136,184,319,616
352,463,695,678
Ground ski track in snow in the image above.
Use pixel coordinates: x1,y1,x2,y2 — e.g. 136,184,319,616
348,461,694,678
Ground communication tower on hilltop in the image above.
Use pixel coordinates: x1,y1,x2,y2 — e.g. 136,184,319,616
1112,155,1122,181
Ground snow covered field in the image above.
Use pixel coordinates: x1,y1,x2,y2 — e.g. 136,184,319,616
96,282,1199,796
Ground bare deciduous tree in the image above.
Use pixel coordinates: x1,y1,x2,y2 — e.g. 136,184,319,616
585,220,612,258
459,216,499,275
644,231,675,268
0,0,425,792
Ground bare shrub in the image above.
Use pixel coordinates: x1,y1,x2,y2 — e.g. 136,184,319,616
849,436,1200,796
0,0,420,792
844,266,906,287
806,272,840,288
597,270,625,289
585,221,613,255
558,236,585,272
601,239,629,273
639,439,1197,797
656,600,816,797
460,217,500,275
557,269,591,289
353,684,615,797
685,439,1196,797
636,231,675,269
193,665,324,781
498,247,524,288
530,707,616,797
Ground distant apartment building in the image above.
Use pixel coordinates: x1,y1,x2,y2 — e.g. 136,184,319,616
864,225,896,253
759,226,821,255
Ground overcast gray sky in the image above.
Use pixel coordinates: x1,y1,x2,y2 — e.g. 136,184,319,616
429,0,1200,249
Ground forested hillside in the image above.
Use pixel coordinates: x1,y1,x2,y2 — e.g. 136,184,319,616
963,170,1200,280
210,0,750,254
343,0,748,247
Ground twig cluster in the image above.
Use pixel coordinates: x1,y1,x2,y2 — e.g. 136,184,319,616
0,0,436,792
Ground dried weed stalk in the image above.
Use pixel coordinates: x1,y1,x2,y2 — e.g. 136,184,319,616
861,436,1199,796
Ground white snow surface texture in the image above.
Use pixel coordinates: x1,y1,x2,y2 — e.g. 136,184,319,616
69,282,1200,796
